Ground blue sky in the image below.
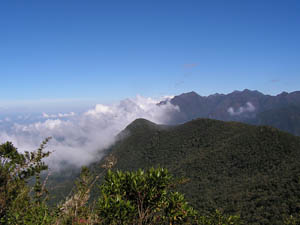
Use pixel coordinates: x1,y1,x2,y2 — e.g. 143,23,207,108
1,0,300,105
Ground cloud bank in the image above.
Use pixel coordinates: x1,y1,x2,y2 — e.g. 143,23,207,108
42,112,76,118
227,102,255,116
0,96,179,170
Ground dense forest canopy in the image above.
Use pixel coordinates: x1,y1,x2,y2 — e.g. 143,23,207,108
89,118,300,225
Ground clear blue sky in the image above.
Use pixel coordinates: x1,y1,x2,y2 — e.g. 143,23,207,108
1,0,300,104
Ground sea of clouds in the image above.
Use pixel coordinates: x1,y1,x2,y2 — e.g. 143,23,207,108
0,96,179,170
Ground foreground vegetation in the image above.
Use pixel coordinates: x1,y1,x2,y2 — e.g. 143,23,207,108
1,139,241,224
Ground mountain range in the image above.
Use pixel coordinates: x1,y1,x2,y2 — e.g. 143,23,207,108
160,89,300,136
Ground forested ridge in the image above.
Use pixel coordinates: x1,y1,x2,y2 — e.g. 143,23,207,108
90,118,300,224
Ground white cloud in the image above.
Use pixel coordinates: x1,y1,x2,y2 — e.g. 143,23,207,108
0,96,179,170
84,104,113,117
163,95,174,100
227,102,255,116
42,112,76,118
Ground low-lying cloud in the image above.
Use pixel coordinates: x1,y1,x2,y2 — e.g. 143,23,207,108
0,96,179,170
42,112,76,118
227,102,255,116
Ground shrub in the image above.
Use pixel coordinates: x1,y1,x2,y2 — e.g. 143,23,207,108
96,167,198,224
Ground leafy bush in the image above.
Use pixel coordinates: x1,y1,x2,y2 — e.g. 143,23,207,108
96,167,198,224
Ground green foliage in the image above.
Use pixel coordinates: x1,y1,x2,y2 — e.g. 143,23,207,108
284,214,300,225
90,118,300,224
0,136,243,224
0,142,205,225
5,188,55,225
96,167,198,224
198,210,242,225
0,138,52,224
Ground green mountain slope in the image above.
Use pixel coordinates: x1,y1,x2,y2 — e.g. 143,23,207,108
92,118,300,225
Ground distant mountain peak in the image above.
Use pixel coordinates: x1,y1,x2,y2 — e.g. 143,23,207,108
180,91,200,97
278,91,289,96
125,118,159,131
128,118,154,126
